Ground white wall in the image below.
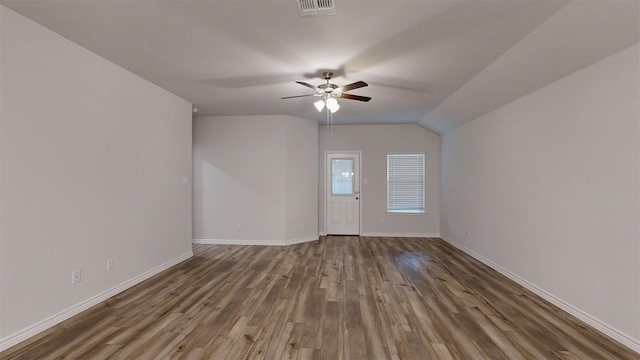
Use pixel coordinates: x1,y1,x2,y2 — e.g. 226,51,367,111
0,6,193,349
193,115,318,245
318,124,440,237
285,116,319,241
441,44,639,350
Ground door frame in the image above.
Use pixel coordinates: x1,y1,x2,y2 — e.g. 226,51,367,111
324,151,362,235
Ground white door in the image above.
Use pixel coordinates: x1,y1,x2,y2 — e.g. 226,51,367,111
326,152,360,235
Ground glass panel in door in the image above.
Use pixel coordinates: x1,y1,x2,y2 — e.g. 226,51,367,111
331,158,354,196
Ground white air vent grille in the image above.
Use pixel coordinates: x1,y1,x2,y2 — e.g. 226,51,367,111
297,0,336,16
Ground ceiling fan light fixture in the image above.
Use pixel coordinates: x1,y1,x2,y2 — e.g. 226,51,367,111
326,97,340,113
314,99,325,112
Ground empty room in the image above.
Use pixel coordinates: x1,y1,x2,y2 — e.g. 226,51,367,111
1,1,638,359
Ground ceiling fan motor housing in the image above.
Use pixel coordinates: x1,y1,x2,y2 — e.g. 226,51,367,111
319,83,339,92
320,72,338,93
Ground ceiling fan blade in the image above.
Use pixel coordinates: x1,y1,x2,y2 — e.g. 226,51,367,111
339,93,372,102
338,81,368,92
296,81,317,90
281,94,316,99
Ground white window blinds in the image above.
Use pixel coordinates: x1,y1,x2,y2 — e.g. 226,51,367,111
387,154,425,213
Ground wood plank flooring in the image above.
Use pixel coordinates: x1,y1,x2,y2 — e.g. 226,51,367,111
2,236,637,359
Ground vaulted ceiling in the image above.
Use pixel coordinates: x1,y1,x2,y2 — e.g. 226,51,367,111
2,0,638,134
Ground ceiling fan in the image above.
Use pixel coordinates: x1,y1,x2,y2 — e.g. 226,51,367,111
281,71,371,113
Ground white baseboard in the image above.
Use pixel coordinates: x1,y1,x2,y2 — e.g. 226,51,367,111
193,236,318,246
360,232,441,238
0,251,193,352
440,235,640,354
317,232,440,238
284,236,319,245
193,238,282,246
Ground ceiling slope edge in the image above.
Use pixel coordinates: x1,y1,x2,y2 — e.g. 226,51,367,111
420,0,640,135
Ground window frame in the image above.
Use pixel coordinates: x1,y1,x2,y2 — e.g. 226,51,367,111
386,153,425,214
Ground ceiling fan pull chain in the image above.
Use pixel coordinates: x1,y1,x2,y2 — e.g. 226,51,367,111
328,107,333,140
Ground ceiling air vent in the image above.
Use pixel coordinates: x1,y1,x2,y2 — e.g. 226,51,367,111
297,0,336,16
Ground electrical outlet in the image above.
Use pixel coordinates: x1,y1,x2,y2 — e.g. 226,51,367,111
236,223,242,231
107,258,113,271
72,269,81,284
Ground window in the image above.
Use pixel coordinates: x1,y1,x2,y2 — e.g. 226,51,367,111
331,158,355,195
387,153,425,213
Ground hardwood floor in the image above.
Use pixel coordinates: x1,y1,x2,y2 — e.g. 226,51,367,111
2,236,637,359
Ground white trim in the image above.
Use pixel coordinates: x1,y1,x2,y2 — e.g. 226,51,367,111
193,236,318,247
0,251,193,352
284,236,319,245
316,232,439,238
360,232,441,238
193,238,282,246
440,235,640,355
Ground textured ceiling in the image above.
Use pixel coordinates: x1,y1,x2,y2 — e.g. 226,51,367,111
2,0,638,134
